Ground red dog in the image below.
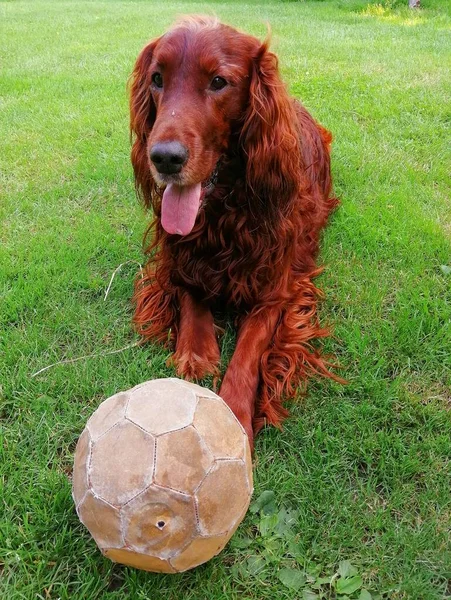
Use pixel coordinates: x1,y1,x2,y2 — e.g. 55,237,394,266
130,16,340,448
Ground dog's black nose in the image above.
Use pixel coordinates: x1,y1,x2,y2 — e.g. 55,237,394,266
149,141,188,174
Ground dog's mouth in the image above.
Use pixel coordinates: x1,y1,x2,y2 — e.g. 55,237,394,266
158,164,219,236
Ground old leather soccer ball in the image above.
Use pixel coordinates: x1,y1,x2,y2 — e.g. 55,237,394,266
72,378,253,573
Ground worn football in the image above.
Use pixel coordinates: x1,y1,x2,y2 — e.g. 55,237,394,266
72,378,253,572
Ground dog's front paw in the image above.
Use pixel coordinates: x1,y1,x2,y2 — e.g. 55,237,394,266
170,342,220,382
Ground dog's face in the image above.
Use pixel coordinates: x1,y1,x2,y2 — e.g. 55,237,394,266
131,17,295,236
148,21,257,186
132,19,260,235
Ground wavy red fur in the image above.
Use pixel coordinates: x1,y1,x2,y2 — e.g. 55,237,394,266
129,17,342,447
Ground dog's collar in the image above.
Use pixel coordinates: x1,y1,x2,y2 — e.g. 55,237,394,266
202,161,220,197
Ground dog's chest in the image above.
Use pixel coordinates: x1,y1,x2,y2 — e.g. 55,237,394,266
168,211,266,306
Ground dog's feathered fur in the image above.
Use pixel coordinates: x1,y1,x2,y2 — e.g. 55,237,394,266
129,17,340,447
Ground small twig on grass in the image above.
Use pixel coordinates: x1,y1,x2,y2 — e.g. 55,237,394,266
32,260,145,378
104,259,143,301
31,341,142,378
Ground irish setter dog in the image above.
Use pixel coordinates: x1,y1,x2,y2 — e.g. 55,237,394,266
130,16,339,448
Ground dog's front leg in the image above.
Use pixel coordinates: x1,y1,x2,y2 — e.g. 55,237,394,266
171,290,220,381
219,307,280,450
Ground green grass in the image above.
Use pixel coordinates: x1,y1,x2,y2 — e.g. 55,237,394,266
1,0,450,598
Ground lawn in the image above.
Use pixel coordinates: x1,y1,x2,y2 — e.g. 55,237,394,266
1,0,450,598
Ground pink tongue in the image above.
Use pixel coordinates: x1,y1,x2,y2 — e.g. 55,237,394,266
161,183,202,236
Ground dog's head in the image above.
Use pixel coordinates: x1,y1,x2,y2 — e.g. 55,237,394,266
130,16,299,235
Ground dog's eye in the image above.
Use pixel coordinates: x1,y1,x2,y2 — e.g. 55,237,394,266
210,76,227,91
152,72,163,88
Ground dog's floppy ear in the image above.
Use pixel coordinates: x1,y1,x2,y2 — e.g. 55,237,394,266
240,41,301,219
129,39,159,208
